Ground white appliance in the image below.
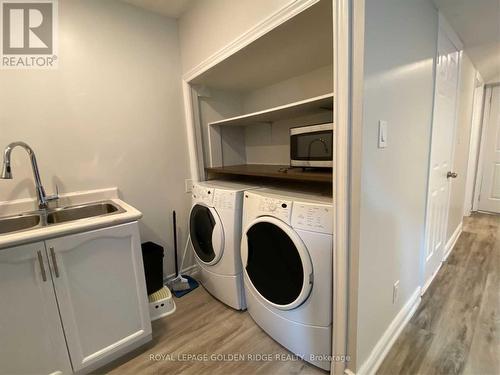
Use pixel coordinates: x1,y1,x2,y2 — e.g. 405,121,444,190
190,180,259,310
241,188,333,370
290,122,333,168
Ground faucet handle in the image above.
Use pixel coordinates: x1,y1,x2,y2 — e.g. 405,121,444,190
46,184,60,202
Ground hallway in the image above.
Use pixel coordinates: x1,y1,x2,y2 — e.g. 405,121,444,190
378,213,499,374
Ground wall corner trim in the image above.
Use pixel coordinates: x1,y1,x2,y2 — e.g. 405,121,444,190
357,287,421,375
443,221,463,261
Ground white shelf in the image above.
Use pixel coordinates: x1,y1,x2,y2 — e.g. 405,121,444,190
208,93,334,127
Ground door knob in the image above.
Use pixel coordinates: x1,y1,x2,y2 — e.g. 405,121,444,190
447,171,458,179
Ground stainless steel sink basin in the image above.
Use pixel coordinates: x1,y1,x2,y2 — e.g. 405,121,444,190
0,201,125,236
47,202,123,224
0,214,41,235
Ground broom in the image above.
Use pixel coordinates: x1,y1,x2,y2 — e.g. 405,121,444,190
166,211,198,296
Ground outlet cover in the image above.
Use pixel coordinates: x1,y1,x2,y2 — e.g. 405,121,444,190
393,280,400,304
378,120,388,148
185,179,193,193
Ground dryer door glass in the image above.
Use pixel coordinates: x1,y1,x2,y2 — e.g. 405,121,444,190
189,204,216,263
245,222,304,305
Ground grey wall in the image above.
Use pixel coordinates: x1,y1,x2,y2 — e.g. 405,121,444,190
178,0,291,74
0,0,192,277
357,0,438,368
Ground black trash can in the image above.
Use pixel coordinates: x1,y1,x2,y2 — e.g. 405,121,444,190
141,242,164,295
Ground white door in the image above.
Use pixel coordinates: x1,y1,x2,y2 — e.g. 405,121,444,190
0,242,73,375
478,86,500,213
45,222,151,372
241,216,313,310
423,25,461,291
189,203,224,265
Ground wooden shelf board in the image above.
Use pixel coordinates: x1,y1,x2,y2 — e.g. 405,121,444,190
208,93,333,127
205,164,332,183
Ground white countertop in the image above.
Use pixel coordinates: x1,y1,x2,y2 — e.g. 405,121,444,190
0,188,142,250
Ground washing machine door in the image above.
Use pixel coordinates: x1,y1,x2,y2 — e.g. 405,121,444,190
189,204,224,265
241,216,313,310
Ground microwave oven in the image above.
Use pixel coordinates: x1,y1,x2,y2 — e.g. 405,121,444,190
290,123,333,168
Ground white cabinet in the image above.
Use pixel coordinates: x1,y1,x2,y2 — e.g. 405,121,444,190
0,241,72,375
46,222,151,372
0,222,151,375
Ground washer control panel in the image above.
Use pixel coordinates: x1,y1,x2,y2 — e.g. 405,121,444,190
257,197,292,223
192,185,214,205
214,190,236,210
291,202,333,234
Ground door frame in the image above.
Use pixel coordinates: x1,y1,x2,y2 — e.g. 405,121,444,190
463,72,485,215
180,1,352,374
472,83,500,212
421,13,463,295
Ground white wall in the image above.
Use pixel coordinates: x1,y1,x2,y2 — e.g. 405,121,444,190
486,74,500,85
0,0,192,277
178,0,292,74
197,89,245,167
447,53,476,236
242,64,333,113
357,0,438,369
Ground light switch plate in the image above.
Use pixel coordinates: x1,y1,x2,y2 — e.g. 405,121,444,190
185,179,193,193
379,120,388,148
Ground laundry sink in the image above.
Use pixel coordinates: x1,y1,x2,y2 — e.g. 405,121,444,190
0,214,41,235
46,202,124,224
0,201,126,236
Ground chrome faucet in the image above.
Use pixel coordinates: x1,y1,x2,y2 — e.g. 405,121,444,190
1,142,59,209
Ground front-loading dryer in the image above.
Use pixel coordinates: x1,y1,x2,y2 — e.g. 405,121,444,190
241,188,333,370
190,180,259,310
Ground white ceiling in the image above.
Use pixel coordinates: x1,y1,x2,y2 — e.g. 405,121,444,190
434,0,500,83
121,0,194,18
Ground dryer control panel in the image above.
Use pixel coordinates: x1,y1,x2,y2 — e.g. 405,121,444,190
257,197,293,223
192,185,214,205
291,202,333,235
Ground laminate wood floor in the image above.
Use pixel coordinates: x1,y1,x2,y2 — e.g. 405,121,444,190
378,213,500,375
98,213,498,375
97,283,327,374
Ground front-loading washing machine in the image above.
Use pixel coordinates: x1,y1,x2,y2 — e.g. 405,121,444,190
241,188,333,370
189,180,259,310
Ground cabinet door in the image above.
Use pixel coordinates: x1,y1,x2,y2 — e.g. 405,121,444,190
0,241,73,375
45,222,151,372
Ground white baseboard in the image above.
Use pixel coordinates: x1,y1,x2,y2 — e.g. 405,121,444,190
357,288,421,375
164,264,199,282
421,261,442,296
422,221,462,295
443,221,463,261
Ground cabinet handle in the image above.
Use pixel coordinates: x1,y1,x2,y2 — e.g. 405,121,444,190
50,247,60,278
37,250,47,282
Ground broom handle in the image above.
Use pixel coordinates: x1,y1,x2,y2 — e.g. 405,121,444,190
178,234,190,275
173,211,179,277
